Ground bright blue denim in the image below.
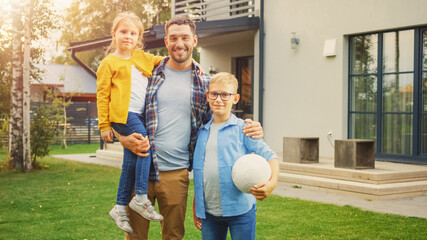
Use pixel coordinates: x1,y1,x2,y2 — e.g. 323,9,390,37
201,204,256,240
111,112,151,205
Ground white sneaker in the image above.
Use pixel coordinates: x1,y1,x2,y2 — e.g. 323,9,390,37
109,206,133,233
129,197,163,222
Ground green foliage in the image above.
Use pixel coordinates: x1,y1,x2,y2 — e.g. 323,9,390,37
30,89,73,164
0,0,60,150
57,0,171,70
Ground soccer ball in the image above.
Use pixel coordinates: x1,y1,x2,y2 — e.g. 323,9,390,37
232,154,271,193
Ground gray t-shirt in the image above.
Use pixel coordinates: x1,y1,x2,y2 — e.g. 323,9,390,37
155,65,192,171
203,122,224,216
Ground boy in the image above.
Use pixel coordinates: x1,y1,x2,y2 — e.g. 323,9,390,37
192,72,280,240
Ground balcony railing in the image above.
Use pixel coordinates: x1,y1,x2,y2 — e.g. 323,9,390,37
172,0,257,22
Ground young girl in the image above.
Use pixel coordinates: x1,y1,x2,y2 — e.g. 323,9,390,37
96,12,163,233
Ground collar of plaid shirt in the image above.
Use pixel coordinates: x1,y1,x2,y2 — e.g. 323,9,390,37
145,57,212,181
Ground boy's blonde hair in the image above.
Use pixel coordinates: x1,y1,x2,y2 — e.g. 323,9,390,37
210,72,239,93
106,12,144,53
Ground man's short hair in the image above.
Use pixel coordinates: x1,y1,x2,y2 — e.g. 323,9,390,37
210,72,239,93
165,15,196,36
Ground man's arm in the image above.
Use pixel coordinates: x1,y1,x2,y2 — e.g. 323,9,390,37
112,129,150,157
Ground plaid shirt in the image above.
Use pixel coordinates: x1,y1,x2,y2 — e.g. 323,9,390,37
145,57,211,181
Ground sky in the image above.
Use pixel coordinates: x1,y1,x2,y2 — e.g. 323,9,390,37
41,0,73,62
53,0,72,11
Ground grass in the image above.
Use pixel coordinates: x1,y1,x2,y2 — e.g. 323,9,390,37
1,155,427,239
49,143,100,155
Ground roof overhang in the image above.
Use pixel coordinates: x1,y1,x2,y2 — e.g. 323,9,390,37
67,16,260,52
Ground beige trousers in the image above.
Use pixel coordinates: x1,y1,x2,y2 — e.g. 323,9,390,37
125,168,189,240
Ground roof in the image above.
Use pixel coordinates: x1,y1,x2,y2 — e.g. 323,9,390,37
33,64,97,94
68,17,260,52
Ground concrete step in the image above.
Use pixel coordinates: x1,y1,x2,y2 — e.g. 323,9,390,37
278,172,427,200
280,160,427,184
104,142,124,152
96,149,123,162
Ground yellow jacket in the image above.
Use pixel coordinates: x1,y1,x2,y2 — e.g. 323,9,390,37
96,50,163,132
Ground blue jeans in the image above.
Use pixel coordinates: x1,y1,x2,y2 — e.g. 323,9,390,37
201,204,256,240
111,112,151,205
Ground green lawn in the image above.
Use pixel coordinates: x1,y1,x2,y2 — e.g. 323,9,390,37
49,143,100,155
0,156,427,239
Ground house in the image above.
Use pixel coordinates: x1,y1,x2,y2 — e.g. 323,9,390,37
31,64,99,144
31,64,97,102
68,0,427,199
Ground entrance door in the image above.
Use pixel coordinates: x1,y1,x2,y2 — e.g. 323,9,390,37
234,56,254,119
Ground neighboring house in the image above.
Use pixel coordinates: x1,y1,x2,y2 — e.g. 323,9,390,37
31,64,100,144
68,0,427,165
31,64,97,102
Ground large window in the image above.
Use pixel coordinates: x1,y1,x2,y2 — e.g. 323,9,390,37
349,27,427,162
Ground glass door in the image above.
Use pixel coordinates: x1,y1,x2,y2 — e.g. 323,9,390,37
381,30,414,155
234,56,254,119
421,29,427,154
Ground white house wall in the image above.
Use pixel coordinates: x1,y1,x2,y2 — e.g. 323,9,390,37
263,0,427,158
199,33,255,75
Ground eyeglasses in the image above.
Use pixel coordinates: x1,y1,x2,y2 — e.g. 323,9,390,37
207,91,236,101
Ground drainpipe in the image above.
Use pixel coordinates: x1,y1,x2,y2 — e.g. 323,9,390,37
258,0,265,125
70,50,97,78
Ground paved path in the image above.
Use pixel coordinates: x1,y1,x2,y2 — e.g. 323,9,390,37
53,153,427,219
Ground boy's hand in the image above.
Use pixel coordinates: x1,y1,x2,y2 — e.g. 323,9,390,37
193,216,202,231
243,119,263,139
249,180,277,201
101,129,114,143
192,196,202,231
112,129,150,157
249,158,279,201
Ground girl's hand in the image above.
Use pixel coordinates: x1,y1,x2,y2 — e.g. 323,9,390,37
101,129,114,142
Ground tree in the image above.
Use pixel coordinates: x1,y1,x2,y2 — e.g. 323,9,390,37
1,0,59,171
31,88,72,165
10,1,25,170
23,0,33,172
56,0,171,71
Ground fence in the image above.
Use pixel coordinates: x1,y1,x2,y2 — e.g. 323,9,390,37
0,101,100,147
62,101,100,144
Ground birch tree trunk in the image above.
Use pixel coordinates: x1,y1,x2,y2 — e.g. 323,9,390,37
23,0,32,172
9,2,24,169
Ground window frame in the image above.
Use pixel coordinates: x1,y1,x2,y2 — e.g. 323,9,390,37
348,26,427,164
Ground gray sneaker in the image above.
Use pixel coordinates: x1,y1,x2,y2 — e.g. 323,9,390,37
109,206,133,233
129,197,163,222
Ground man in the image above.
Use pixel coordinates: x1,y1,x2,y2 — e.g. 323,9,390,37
116,16,264,240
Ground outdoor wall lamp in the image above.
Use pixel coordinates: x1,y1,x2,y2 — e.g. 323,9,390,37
291,32,300,49
209,66,217,75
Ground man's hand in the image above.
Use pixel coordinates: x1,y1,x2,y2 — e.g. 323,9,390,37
101,129,114,143
112,129,150,157
243,119,264,139
249,158,279,201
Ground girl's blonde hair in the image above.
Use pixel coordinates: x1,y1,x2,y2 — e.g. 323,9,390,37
106,12,144,54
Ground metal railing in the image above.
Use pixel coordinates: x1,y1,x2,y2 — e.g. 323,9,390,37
172,0,257,22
